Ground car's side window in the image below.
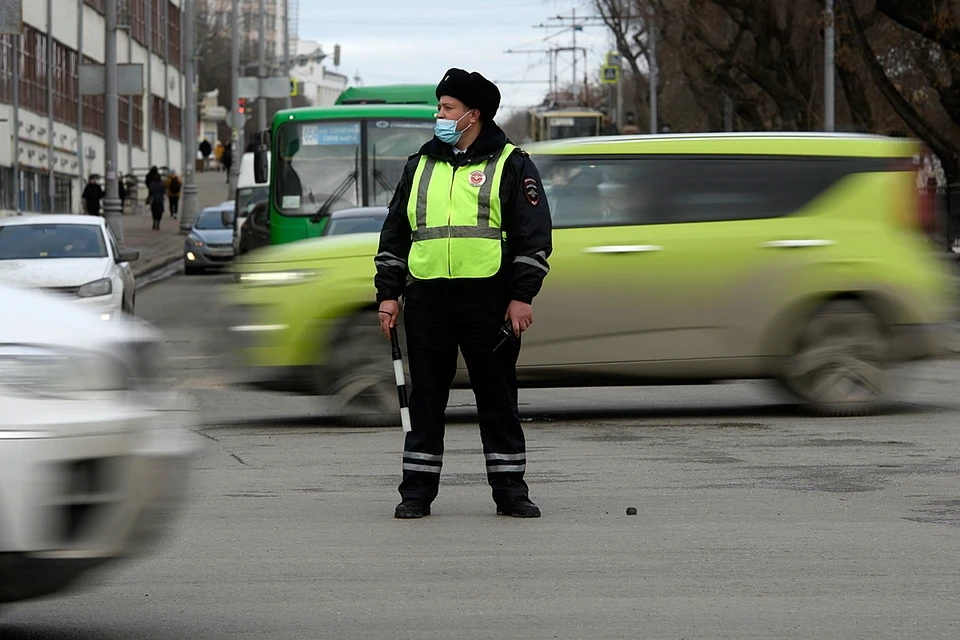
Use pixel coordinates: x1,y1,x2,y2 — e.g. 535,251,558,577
538,155,862,228
105,227,121,260
539,157,653,229
654,158,859,225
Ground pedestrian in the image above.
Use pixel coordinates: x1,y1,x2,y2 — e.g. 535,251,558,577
222,143,233,183
147,169,166,230
375,68,553,520
82,175,104,216
166,169,182,219
199,138,212,172
118,176,127,212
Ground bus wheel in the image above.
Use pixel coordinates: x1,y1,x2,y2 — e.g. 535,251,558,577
327,311,403,428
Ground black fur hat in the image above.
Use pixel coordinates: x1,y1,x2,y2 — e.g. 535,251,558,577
435,68,501,121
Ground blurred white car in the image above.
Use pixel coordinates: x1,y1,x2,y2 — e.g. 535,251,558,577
0,215,139,320
0,281,196,605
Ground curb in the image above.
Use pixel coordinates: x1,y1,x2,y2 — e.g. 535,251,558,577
134,253,182,290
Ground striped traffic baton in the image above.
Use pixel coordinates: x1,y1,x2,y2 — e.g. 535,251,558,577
390,326,412,433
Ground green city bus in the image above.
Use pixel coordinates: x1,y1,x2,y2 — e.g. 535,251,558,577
257,101,438,245
335,84,436,106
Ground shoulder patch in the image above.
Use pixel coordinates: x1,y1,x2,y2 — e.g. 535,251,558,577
523,177,540,207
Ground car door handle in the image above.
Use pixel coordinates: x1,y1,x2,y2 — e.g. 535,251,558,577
762,239,835,248
583,245,664,254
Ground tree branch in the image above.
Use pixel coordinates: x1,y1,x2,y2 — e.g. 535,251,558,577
875,0,960,55
839,0,959,177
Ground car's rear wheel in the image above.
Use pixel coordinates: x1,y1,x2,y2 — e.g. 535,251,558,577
779,300,895,417
326,311,404,427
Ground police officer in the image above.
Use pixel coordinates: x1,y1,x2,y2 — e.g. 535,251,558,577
375,68,552,520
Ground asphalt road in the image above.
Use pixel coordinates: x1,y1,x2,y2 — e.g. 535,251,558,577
4,270,960,639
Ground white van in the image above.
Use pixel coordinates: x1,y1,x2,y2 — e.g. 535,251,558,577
234,151,271,252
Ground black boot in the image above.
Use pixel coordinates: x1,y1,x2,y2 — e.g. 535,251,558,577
394,499,430,519
496,496,541,518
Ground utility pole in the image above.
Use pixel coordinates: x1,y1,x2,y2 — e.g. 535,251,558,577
258,0,267,131
104,0,122,243
229,0,241,196
648,5,658,134
12,31,19,211
46,0,54,211
76,0,84,202
283,0,291,109
824,0,836,131
179,0,200,232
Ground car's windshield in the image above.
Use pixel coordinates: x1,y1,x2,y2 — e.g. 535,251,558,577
276,119,434,216
195,209,232,229
237,186,268,214
0,224,108,259
547,116,600,139
326,215,387,236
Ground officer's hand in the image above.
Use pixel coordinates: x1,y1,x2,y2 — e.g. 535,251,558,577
505,300,533,338
378,300,400,340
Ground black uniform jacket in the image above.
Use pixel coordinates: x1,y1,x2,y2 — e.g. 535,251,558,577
374,121,552,305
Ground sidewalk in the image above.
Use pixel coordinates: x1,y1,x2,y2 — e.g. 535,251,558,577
123,170,232,278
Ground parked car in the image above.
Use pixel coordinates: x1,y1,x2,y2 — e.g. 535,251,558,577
220,133,952,423
0,281,195,606
238,200,270,255
184,204,236,275
321,207,388,237
0,215,139,319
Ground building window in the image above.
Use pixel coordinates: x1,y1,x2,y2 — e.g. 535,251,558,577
20,28,46,115
82,56,105,136
132,0,147,45
119,95,130,144
0,35,13,104
0,166,14,210
152,94,164,131
151,0,164,53
55,175,73,213
170,104,182,140
53,41,79,127
167,1,180,68
132,94,144,148
121,94,146,148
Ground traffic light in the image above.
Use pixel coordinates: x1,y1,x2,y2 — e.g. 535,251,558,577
237,98,246,115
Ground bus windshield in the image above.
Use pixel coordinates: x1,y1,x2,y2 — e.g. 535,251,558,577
275,119,434,216
547,116,601,140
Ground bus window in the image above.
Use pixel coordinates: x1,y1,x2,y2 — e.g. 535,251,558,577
276,121,363,217
367,120,436,206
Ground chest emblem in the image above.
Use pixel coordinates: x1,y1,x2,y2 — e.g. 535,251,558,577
468,170,486,187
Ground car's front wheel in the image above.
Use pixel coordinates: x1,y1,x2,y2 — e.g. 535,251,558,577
779,300,895,417
325,311,403,427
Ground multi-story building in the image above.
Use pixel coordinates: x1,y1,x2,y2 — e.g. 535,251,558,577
0,0,186,216
290,39,348,106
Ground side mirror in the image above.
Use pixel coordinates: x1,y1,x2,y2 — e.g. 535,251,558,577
117,247,140,263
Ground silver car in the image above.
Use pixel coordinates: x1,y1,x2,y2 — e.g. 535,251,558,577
184,205,236,275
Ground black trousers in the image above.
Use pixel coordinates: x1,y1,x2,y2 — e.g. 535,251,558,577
399,280,528,506
169,196,180,216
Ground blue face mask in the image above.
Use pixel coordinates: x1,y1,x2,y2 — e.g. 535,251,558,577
435,112,473,146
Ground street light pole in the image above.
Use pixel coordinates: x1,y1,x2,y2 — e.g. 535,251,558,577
258,0,267,131
103,0,123,243
283,0,291,109
228,0,240,196
179,0,199,232
824,0,836,132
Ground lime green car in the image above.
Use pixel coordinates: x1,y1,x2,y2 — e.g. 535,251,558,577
220,133,951,422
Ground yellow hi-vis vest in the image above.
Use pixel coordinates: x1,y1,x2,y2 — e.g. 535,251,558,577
406,144,515,280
